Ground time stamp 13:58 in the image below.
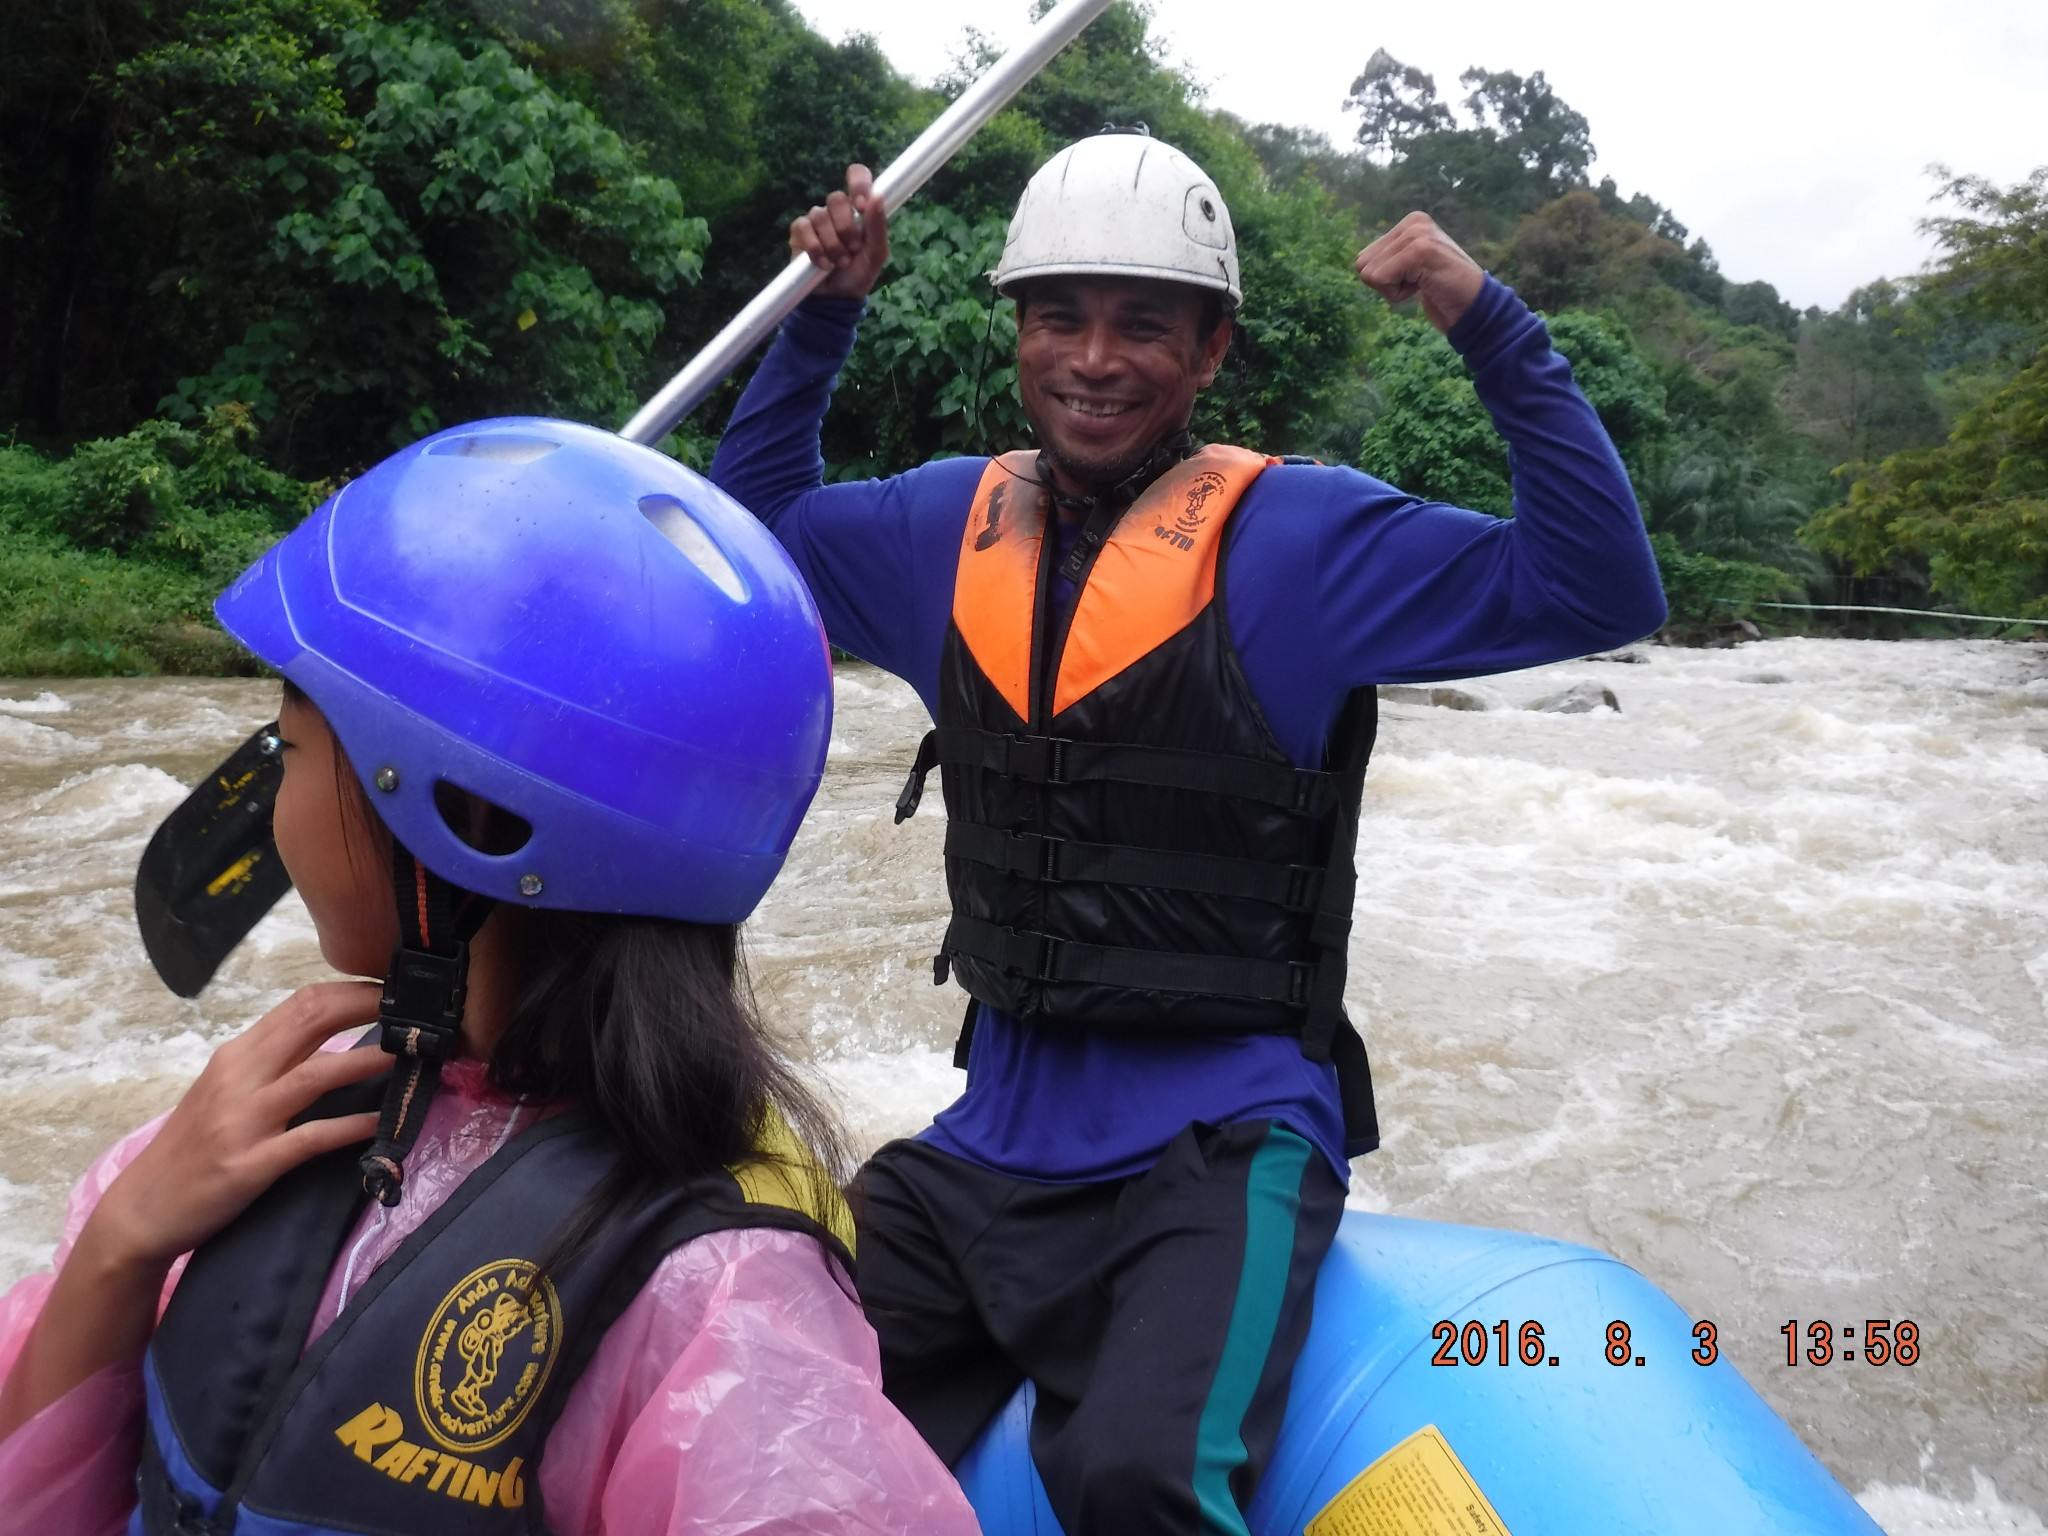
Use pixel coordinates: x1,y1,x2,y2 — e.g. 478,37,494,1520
1428,1318,1923,1369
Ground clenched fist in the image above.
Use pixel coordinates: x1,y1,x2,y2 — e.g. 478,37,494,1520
1355,212,1485,334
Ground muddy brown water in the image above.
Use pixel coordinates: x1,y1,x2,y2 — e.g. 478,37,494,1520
1,641,2043,1530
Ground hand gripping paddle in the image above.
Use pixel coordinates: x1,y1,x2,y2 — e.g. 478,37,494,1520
134,723,294,997
130,0,1117,995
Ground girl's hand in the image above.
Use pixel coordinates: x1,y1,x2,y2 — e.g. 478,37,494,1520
0,983,389,1439
87,981,390,1272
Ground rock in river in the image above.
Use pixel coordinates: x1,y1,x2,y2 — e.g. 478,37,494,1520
1527,681,1620,713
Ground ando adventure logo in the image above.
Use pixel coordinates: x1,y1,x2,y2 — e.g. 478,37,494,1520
1153,471,1227,552
415,1259,562,1453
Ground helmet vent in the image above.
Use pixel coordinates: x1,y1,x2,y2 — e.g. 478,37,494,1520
427,435,560,463
433,780,533,856
639,494,750,602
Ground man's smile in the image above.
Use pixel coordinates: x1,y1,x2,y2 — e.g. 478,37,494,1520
1056,395,1138,419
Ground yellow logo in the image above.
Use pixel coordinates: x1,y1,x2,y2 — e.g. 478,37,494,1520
414,1260,561,1454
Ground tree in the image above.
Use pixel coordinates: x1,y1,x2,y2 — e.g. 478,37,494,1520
1789,281,1943,467
1343,50,1453,164
1921,166,2048,329
1495,191,1687,314
160,15,707,464
0,0,711,472
1456,67,1593,195
1805,352,2046,616
1805,168,2048,617
1645,447,1819,577
1337,55,1602,245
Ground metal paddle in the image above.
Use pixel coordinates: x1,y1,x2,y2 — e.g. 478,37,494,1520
621,0,1117,445
134,0,1115,996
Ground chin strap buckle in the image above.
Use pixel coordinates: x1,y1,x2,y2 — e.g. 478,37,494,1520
374,943,468,1060
360,941,469,1206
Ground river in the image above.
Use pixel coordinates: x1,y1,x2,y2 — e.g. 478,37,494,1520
1,637,2043,1530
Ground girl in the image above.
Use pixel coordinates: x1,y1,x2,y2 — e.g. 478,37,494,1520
0,419,981,1535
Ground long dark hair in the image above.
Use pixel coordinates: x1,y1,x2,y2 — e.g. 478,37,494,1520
282,681,850,1254
491,910,850,1261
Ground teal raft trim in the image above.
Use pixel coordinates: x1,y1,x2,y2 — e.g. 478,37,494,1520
1193,1126,1313,1536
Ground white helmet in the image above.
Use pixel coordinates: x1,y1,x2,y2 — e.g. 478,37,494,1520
991,132,1241,310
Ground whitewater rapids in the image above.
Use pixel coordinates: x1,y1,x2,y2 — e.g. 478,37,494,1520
0,638,2042,1531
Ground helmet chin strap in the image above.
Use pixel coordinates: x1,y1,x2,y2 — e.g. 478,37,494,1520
1035,428,1195,583
1035,428,1194,518
358,845,496,1207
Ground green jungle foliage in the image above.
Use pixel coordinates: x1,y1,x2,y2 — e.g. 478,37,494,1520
0,405,319,673
1803,170,2048,621
1,0,2041,671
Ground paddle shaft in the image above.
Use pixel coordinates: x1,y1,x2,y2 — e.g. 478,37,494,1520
618,0,1116,446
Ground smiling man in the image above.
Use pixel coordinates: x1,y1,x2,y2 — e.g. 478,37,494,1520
712,132,1666,1535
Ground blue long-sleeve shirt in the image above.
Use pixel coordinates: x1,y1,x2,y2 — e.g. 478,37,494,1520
713,275,1665,1183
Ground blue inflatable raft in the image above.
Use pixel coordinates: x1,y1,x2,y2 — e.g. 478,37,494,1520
955,1211,1884,1534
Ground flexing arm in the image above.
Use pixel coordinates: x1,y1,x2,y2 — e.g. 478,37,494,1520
1225,221,1663,751
1321,218,1663,686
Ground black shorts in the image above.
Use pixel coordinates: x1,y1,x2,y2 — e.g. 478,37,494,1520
853,1119,1347,1536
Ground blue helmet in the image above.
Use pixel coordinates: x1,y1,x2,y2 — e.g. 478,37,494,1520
216,417,832,924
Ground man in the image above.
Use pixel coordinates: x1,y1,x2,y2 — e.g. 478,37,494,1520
711,133,1665,1534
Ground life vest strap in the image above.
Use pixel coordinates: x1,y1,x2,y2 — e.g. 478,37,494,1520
944,821,1326,910
894,730,943,823
899,727,1340,816
945,915,1317,1009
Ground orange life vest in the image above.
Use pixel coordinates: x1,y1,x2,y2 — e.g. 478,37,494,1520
895,447,1378,1150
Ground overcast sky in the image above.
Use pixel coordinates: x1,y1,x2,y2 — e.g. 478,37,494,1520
788,0,2047,312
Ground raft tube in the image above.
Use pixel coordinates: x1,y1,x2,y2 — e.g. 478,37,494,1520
954,1211,1883,1534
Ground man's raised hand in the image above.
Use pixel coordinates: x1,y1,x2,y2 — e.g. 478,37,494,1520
1354,212,1485,335
790,163,891,302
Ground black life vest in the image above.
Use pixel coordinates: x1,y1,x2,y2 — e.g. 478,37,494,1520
135,1089,853,1536
895,447,1379,1151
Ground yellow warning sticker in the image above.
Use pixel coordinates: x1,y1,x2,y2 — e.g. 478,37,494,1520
1305,1424,1513,1536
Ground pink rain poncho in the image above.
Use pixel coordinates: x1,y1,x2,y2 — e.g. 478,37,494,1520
0,1058,982,1536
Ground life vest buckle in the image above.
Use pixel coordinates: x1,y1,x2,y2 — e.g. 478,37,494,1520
1007,928,1062,981
1285,960,1316,1008
999,733,1069,784
166,1490,216,1536
1032,833,1067,882
1290,772,1333,816
1285,864,1324,911
1308,908,1353,949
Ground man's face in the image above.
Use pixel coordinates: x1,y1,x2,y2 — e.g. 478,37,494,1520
1015,277,1232,494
